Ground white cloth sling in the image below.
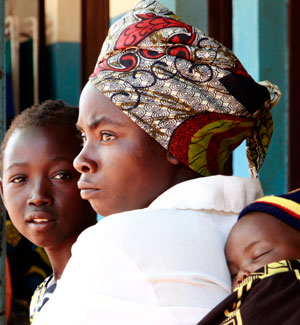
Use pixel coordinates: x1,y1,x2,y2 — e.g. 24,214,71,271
33,175,263,325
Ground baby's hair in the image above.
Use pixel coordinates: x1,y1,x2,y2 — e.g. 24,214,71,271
0,100,79,173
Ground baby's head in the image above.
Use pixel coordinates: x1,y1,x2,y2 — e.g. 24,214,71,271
225,189,300,289
0,100,96,248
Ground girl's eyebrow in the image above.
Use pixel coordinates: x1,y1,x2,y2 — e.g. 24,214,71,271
6,156,73,171
49,156,74,163
5,161,27,171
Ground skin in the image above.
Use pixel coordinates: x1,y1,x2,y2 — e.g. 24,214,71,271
0,125,96,280
225,211,300,289
74,81,198,216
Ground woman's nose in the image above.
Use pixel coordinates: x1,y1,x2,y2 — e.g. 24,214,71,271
73,145,98,174
27,179,53,206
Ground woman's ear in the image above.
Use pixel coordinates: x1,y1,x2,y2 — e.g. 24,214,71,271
167,151,181,165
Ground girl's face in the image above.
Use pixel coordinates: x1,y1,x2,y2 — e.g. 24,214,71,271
0,125,95,249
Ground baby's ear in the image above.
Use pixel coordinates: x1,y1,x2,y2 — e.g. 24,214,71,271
167,151,181,165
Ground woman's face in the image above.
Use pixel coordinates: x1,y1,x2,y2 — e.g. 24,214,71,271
225,211,300,289
74,82,180,216
1,125,96,249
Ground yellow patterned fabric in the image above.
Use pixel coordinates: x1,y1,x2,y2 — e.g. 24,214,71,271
90,0,281,177
198,260,300,325
29,275,56,324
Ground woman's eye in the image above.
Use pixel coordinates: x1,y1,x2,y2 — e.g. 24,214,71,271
53,172,72,181
10,176,25,183
80,132,87,144
101,132,116,142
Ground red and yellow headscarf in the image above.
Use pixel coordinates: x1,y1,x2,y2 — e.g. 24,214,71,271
90,0,281,177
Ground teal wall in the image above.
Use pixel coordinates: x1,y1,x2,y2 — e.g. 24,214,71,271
111,0,208,32
232,0,289,195
232,0,260,178
258,0,289,195
160,0,208,32
45,42,81,106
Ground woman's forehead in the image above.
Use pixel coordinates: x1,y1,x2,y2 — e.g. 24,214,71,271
78,82,140,131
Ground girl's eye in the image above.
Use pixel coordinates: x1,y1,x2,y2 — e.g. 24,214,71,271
10,176,25,183
101,132,116,142
53,172,72,181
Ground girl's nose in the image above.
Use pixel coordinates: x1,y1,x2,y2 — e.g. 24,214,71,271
73,146,98,174
27,180,53,206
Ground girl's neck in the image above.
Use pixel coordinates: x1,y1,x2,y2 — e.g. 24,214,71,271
45,237,76,280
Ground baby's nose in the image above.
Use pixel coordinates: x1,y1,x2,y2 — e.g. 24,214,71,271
236,269,250,286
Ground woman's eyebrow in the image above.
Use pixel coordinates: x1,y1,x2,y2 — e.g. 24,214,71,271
77,116,126,131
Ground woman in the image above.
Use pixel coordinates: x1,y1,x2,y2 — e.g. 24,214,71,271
33,1,280,324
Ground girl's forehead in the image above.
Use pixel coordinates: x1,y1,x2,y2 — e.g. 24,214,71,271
5,126,55,151
7,125,76,147
3,126,79,170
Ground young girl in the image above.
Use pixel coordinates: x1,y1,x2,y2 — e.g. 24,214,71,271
0,100,96,323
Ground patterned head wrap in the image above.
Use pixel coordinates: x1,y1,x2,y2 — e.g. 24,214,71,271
90,0,281,177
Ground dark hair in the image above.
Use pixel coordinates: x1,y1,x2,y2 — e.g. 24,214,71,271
0,100,79,173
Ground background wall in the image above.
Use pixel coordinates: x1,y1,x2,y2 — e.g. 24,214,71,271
5,0,39,19
44,0,81,106
232,0,289,196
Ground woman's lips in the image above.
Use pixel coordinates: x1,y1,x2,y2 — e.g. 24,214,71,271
77,181,100,200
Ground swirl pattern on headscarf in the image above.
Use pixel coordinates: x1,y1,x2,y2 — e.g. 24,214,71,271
90,0,281,177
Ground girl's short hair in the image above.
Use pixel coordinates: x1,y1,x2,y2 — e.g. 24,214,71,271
0,100,79,173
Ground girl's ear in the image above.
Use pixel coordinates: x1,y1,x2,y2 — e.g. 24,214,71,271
167,151,181,165
0,178,4,203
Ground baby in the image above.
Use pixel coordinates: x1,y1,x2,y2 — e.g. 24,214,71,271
226,188,300,289
0,100,96,323
198,188,300,324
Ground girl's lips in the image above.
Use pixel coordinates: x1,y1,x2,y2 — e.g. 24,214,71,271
26,211,57,231
27,218,57,231
26,210,56,223
31,218,49,223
